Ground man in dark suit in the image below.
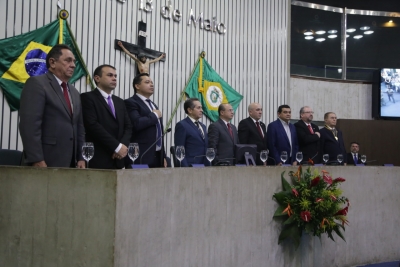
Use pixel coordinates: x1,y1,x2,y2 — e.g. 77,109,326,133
294,106,321,164
267,105,299,166
208,103,239,166
238,103,268,165
347,142,362,165
319,112,347,165
19,44,85,168
125,73,167,168
81,65,132,169
174,98,209,167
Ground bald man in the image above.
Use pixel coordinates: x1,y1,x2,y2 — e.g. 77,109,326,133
238,103,268,165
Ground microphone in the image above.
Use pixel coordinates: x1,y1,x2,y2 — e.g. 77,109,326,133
140,128,171,164
268,156,276,166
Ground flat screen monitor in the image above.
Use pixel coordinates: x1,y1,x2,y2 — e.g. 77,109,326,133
380,68,400,119
235,144,257,165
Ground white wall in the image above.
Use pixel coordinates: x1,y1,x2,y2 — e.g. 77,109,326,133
0,0,289,155
289,77,373,121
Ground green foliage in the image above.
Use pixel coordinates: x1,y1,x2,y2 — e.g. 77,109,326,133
273,166,349,249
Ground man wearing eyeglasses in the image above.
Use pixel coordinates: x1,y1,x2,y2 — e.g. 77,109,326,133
294,106,321,164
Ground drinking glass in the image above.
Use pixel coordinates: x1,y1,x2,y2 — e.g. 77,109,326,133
82,142,94,168
296,152,303,165
337,154,343,165
128,143,140,164
323,154,329,164
175,146,185,167
280,151,288,165
206,148,215,165
361,155,367,164
260,150,269,165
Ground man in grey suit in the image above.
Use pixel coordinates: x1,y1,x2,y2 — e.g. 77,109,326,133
19,44,85,168
208,103,239,165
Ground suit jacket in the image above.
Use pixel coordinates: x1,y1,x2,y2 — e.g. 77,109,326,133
347,153,362,165
294,120,321,163
319,127,347,164
19,72,85,167
267,119,299,165
208,118,239,165
81,89,132,169
125,94,166,167
238,117,268,165
174,117,209,167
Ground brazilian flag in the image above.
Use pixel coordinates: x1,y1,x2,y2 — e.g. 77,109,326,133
184,55,243,122
0,19,89,111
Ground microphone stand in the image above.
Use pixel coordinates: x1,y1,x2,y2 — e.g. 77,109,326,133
140,128,171,165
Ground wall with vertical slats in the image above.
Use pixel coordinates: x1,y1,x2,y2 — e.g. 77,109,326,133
0,0,289,158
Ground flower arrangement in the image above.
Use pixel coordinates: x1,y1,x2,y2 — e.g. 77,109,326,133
273,166,349,248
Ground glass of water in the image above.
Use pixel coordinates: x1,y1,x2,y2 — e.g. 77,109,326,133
296,152,303,165
82,142,94,168
260,150,269,165
128,143,140,164
323,154,329,164
280,151,288,165
361,155,367,164
175,146,185,167
337,154,343,165
206,148,215,165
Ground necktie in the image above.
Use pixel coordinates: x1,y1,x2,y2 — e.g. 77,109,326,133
107,96,116,118
353,154,357,164
307,124,314,134
227,123,234,139
61,82,72,115
256,121,263,138
146,99,162,146
195,121,205,139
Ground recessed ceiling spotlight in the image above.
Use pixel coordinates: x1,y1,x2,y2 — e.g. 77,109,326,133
346,28,356,33
354,35,363,39
360,26,370,30
389,20,393,23
364,30,374,35
304,30,313,36
305,36,314,40
316,30,326,35
328,35,337,38
328,30,337,34
316,38,326,42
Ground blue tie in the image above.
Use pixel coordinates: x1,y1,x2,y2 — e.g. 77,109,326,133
353,154,357,165
146,99,162,147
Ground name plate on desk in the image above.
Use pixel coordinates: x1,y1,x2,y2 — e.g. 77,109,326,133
190,164,205,168
132,164,149,169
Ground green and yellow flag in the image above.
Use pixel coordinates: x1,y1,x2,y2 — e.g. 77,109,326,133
0,19,90,111
184,56,243,122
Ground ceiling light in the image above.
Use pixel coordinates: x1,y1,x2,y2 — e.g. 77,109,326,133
354,35,363,39
338,68,342,73
346,34,350,38
389,20,393,23
316,30,326,35
328,35,337,38
364,30,374,35
316,38,325,42
360,26,370,30
305,36,314,40
304,30,313,36
346,28,356,33
328,30,337,34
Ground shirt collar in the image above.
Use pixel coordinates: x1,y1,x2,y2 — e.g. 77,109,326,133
136,93,149,102
97,88,113,99
278,118,289,125
188,116,198,124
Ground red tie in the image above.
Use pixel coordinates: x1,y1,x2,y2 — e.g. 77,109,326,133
256,121,263,138
307,124,314,134
61,82,72,115
227,123,234,139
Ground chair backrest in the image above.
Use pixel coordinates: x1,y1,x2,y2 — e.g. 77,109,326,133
0,149,23,166
170,146,180,167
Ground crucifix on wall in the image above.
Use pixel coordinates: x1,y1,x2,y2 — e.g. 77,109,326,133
115,21,166,75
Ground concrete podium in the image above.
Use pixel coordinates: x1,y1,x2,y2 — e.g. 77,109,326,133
1,166,399,267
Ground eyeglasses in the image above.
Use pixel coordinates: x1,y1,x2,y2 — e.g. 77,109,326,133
303,111,314,114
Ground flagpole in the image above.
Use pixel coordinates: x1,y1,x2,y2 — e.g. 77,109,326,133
164,52,205,133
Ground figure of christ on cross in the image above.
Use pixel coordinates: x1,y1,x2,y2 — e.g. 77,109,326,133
117,41,165,74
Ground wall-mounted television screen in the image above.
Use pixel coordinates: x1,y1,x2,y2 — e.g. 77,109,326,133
380,68,400,118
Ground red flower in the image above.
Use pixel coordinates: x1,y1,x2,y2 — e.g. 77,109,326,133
300,211,311,222
333,177,346,183
330,195,337,201
323,174,333,185
310,176,320,187
292,188,299,197
307,158,314,166
334,206,348,216
315,198,323,203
